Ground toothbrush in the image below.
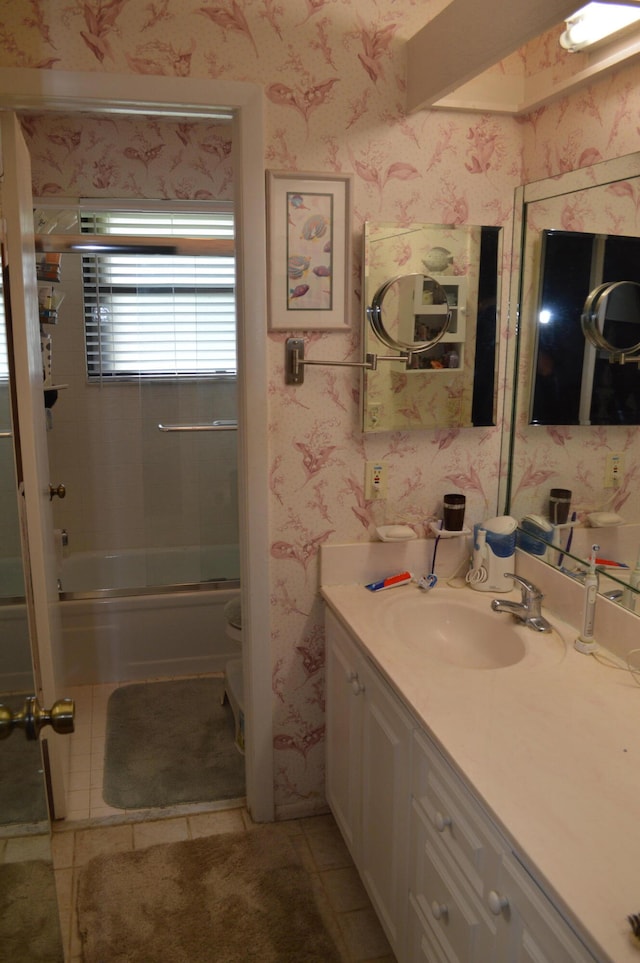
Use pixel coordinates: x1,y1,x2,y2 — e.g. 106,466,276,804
557,510,576,568
574,544,599,653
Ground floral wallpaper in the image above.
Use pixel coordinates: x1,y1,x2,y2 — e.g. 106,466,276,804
3,0,639,816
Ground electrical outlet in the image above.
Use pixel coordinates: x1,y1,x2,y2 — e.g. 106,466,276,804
604,451,625,488
365,461,387,499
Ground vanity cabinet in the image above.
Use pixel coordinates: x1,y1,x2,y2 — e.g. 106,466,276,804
325,610,412,961
325,608,598,963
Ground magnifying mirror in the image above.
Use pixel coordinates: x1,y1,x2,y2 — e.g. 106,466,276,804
581,279,640,360
366,273,452,355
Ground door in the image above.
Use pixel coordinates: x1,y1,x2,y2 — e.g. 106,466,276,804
1,109,68,817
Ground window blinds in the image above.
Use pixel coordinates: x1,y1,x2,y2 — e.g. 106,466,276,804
81,210,236,380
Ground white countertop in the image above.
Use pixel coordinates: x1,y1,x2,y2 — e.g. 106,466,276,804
321,578,640,963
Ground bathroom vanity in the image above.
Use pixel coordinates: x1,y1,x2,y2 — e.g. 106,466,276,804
321,543,640,963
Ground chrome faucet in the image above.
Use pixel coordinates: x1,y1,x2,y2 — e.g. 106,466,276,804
491,573,552,633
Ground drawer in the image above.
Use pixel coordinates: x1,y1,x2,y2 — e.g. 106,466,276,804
410,799,496,963
412,729,503,899
408,894,452,963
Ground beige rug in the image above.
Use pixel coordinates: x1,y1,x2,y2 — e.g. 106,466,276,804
77,825,344,962
0,860,64,962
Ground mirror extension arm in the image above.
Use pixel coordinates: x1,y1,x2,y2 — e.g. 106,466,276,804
284,338,406,385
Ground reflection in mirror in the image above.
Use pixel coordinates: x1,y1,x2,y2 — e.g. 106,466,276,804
367,273,452,354
530,230,640,425
362,222,501,433
581,279,640,359
516,523,640,612
505,150,640,613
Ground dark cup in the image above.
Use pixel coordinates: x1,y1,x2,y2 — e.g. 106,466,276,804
549,488,572,525
443,493,466,532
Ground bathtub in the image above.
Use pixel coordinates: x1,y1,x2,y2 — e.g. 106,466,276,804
1,546,242,689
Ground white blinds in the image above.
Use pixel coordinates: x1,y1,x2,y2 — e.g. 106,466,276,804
81,210,236,380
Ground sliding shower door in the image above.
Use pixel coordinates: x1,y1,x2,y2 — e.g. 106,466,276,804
40,218,239,597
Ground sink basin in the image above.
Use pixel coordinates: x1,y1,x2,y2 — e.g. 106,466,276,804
382,593,527,669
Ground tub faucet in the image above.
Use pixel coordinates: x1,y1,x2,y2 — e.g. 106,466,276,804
491,573,552,633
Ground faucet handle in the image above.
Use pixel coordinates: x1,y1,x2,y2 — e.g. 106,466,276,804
504,573,543,600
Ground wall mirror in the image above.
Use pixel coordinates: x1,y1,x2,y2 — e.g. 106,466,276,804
362,221,502,433
530,229,640,425
504,150,640,613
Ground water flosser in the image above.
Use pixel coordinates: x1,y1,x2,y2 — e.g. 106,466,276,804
574,544,599,654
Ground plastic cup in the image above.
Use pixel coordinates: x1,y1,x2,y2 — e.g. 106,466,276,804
443,493,466,531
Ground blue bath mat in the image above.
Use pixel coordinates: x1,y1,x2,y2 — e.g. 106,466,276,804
103,677,245,810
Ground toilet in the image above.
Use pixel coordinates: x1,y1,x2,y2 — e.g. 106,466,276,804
222,595,245,754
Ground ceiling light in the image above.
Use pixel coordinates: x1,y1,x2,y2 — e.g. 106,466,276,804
560,2,640,52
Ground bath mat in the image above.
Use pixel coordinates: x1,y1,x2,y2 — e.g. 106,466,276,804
77,826,344,963
103,677,245,809
0,859,64,962
0,693,48,825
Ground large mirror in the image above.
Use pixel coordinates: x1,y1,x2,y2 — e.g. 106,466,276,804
362,222,502,432
505,150,640,611
530,229,640,425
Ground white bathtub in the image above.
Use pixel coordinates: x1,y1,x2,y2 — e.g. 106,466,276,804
59,544,240,594
1,547,242,689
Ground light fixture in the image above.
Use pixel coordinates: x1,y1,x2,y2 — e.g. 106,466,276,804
560,2,640,52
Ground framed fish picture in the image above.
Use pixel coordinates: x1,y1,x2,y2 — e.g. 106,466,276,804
266,170,353,330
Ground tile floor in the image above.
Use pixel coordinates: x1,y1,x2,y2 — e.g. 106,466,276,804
48,808,396,962
26,679,396,961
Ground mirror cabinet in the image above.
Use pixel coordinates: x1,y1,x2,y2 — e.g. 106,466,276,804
362,222,501,433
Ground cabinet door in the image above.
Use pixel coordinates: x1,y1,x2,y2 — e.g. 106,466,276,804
495,854,597,963
361,661,413,960
325,610,364,858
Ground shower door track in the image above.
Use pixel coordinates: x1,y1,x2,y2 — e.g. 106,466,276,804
57,578,241,602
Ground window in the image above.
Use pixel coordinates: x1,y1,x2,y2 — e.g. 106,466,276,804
81,209,235,381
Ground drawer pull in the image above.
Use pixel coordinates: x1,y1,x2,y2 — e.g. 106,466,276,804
347,671,365,695
488,890,510,915
431,900,449,921
434,811,452,833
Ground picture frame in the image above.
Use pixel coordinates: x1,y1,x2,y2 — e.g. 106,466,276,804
266,170,353,331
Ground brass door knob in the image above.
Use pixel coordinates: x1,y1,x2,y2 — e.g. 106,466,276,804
49,483,66,500
0,696,75,740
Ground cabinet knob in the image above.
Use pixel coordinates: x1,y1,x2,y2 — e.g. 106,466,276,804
488,890,509,915
434,811,452,833
346,671,365,695
431,900,448,921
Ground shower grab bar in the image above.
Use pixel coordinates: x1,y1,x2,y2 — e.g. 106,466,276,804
158,420,237,432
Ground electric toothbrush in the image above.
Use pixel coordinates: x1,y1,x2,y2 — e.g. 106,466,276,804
574,544,599,654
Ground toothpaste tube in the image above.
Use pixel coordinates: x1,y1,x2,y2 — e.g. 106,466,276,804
365,571,413,592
